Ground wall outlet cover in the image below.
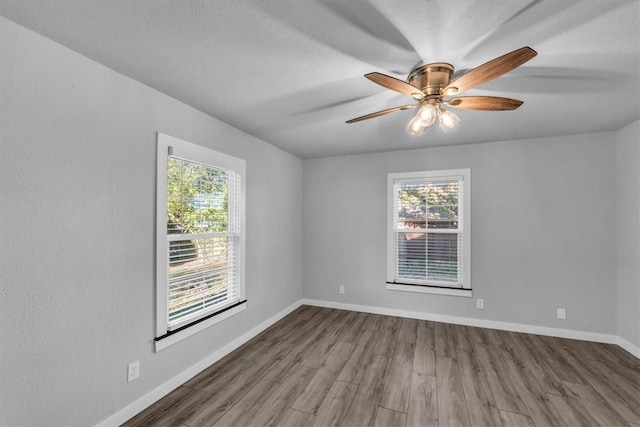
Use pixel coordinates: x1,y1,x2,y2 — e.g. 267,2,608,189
557,308,567,320
128,361,140,382
476,299,484,309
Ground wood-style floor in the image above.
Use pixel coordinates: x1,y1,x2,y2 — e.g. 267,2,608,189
125,305,640,427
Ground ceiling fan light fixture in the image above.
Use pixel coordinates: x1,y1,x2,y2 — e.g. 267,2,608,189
407,103,437,135
407,115,429,136
416,104,437,126
438,107,460,132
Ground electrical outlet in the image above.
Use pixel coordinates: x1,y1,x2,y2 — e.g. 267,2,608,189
557,308,567,320
476,299,484,310
339,285,345,294
128,361,140,382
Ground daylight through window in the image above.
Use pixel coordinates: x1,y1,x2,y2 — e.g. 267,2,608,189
387,169,471,295
166,157,240,327
156,133,246,350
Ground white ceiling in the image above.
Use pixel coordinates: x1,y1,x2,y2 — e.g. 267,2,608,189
1,0,638,158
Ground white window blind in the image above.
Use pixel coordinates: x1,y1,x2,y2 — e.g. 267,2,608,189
166,157,241,329
156,133,246,349
388,169,471,291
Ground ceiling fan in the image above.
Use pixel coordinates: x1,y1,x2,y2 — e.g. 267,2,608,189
346,46,537,135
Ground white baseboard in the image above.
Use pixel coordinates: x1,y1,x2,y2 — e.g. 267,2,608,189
301,298,622,345
96,299,303,427
617,336,640,358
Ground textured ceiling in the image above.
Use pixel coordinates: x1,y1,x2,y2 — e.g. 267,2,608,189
1,0,638,158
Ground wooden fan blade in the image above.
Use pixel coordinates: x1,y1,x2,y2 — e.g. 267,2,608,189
447,96,523,110
346,104,417,123
365,72,425,98
444,47,537,94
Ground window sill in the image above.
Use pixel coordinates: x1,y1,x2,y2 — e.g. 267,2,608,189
155,301,247,352
386,282,472,297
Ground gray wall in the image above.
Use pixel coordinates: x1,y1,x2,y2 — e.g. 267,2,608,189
303,132,618,334
0,18,303,425
616,120,640,347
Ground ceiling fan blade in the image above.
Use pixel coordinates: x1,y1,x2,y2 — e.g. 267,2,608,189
447,96,523,110
346,104,416,123
444,46,537,94
365,72,424,98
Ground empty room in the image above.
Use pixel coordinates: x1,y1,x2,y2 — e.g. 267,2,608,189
1,1,639,426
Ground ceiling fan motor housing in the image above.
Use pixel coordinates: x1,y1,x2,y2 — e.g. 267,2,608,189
408,63,454,96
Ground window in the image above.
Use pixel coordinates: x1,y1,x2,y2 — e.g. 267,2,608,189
155,133,246,351
387,169,471,297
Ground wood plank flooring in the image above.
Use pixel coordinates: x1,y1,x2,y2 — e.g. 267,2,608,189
124,306,640,427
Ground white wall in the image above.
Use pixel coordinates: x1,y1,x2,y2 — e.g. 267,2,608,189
616,120,640,348
303,132,618,335
0,18,303,425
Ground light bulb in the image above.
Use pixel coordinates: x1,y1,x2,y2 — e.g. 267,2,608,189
417,104,437,126
407,103,437,136
407,115,427,136
438,108,460,132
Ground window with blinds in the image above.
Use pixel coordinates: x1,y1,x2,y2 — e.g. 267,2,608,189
156,133,246,350
387,169,471,293
166,157,240,328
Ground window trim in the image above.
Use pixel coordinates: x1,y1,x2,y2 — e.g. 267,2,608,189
155,132,246,351
386,168,471,297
